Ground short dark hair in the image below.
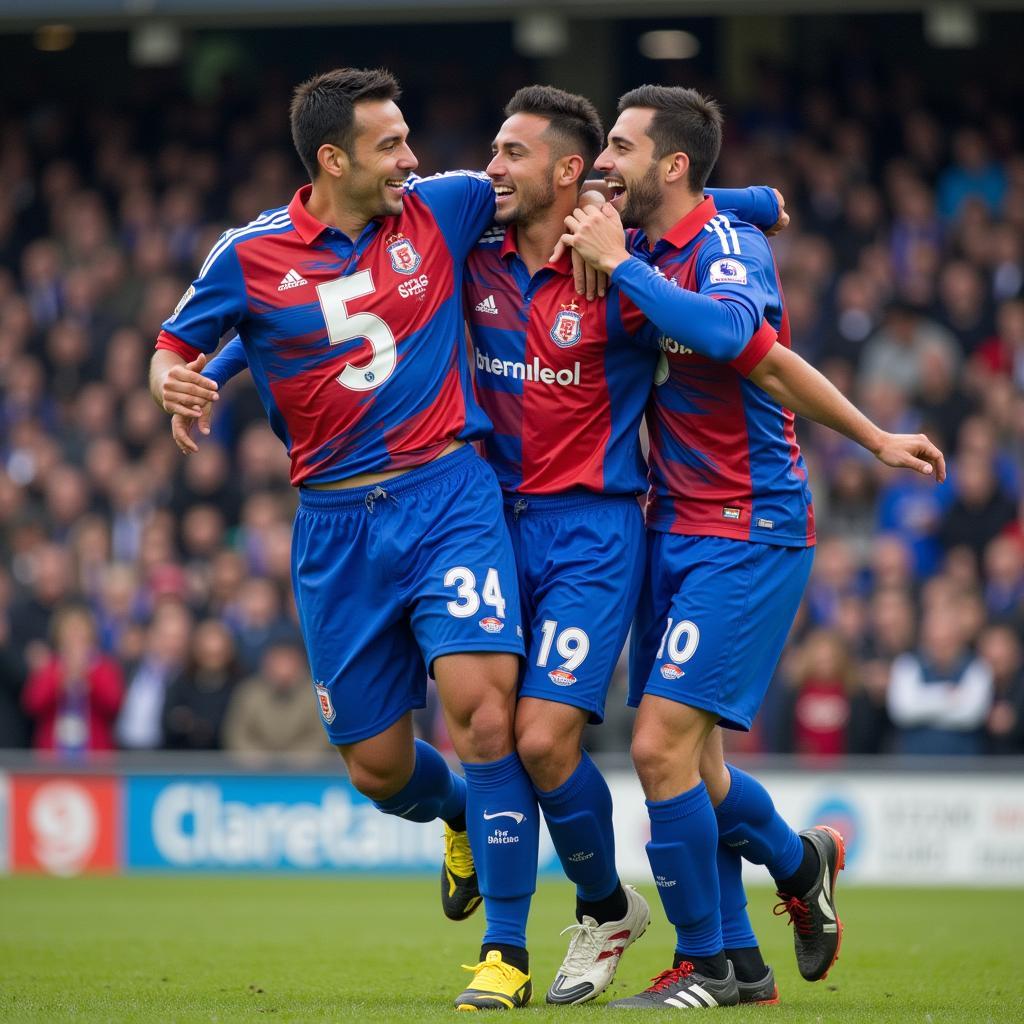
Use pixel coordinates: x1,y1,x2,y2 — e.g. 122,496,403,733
617,85,723,191
289,67,401,180
504,85,604,183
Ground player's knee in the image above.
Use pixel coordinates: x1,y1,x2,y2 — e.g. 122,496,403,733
345,759,409,801
631,728,700,796
515,726,576,788
630,731,670,789
455,701,514,762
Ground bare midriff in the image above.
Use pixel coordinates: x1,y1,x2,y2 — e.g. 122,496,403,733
306,439,465,490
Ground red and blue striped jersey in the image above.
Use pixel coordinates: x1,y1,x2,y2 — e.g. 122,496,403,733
462,189,782,496
155,173,495,486
463,225,659,495
612,196,815,547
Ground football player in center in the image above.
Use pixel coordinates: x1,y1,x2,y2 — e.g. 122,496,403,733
465,84,783,1004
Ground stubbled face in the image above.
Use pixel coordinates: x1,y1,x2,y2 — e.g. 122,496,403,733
595,107,663,228
343,99,419,220
486,112,557,227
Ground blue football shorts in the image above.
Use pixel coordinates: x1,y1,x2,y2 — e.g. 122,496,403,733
292,445,524,745
629,532,814,730
507,492,645,723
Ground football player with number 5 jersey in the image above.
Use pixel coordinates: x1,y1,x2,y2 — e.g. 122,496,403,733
562,85,946,1010
149,68,539,1012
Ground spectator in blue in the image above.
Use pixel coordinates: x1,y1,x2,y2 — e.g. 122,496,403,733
937,129,1007,220
888,600,993,755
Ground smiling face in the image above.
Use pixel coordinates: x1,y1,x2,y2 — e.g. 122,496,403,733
340,98,419,221
595,106,665,228
486,112,558,227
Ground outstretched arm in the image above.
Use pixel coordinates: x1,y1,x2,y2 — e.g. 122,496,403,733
564,204,945,481
749,343,946,481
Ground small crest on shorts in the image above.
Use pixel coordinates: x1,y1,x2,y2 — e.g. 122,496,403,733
386,232,422,275
314,682,336,724
660,663,685,680
549,302,583,348
548,669,576,687
479,617,505,634
722,507,742,521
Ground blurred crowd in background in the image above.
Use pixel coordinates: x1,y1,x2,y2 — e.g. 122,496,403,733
1,50,1022,763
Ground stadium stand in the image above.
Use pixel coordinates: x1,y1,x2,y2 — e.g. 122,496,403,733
1,42,1022,761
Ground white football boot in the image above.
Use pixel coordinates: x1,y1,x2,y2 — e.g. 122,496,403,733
545,884,651,1004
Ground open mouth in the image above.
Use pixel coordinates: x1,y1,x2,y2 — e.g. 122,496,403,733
492,183,515,202
605,177,627,204
385,177,408,194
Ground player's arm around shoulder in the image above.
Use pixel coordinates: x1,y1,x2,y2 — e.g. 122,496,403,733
404,170,496,258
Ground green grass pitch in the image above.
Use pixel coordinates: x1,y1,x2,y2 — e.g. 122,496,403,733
1,876,1020,1023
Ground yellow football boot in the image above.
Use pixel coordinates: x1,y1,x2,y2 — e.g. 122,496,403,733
442,823,481,921
454,950,532,1011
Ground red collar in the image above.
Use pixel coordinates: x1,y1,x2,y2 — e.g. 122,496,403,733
288,184,329,245
660,195,719,250
500,225,573,276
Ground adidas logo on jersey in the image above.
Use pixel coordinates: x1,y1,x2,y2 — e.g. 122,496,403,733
277,269,308,291
475,294,499,315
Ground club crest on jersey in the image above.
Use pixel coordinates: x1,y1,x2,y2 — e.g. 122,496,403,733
479,617,505,634
386,232,422,275
549,302,583,348
548,669,576,687
709,258,747,285
660,664,685,680
314,682,336,724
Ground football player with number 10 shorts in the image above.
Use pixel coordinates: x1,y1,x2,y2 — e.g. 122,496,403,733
150,68,540,1011
563,85,946,1010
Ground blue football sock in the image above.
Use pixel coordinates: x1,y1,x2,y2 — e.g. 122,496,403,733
715,764,803,881
717,839,758,949
463,752,539,949
371,739,466,824
646,781,723,958
534,751,619,902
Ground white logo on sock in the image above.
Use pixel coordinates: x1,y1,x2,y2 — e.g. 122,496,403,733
482,810,525,824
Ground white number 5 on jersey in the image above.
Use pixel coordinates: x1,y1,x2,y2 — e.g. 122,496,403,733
317,270,397,391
